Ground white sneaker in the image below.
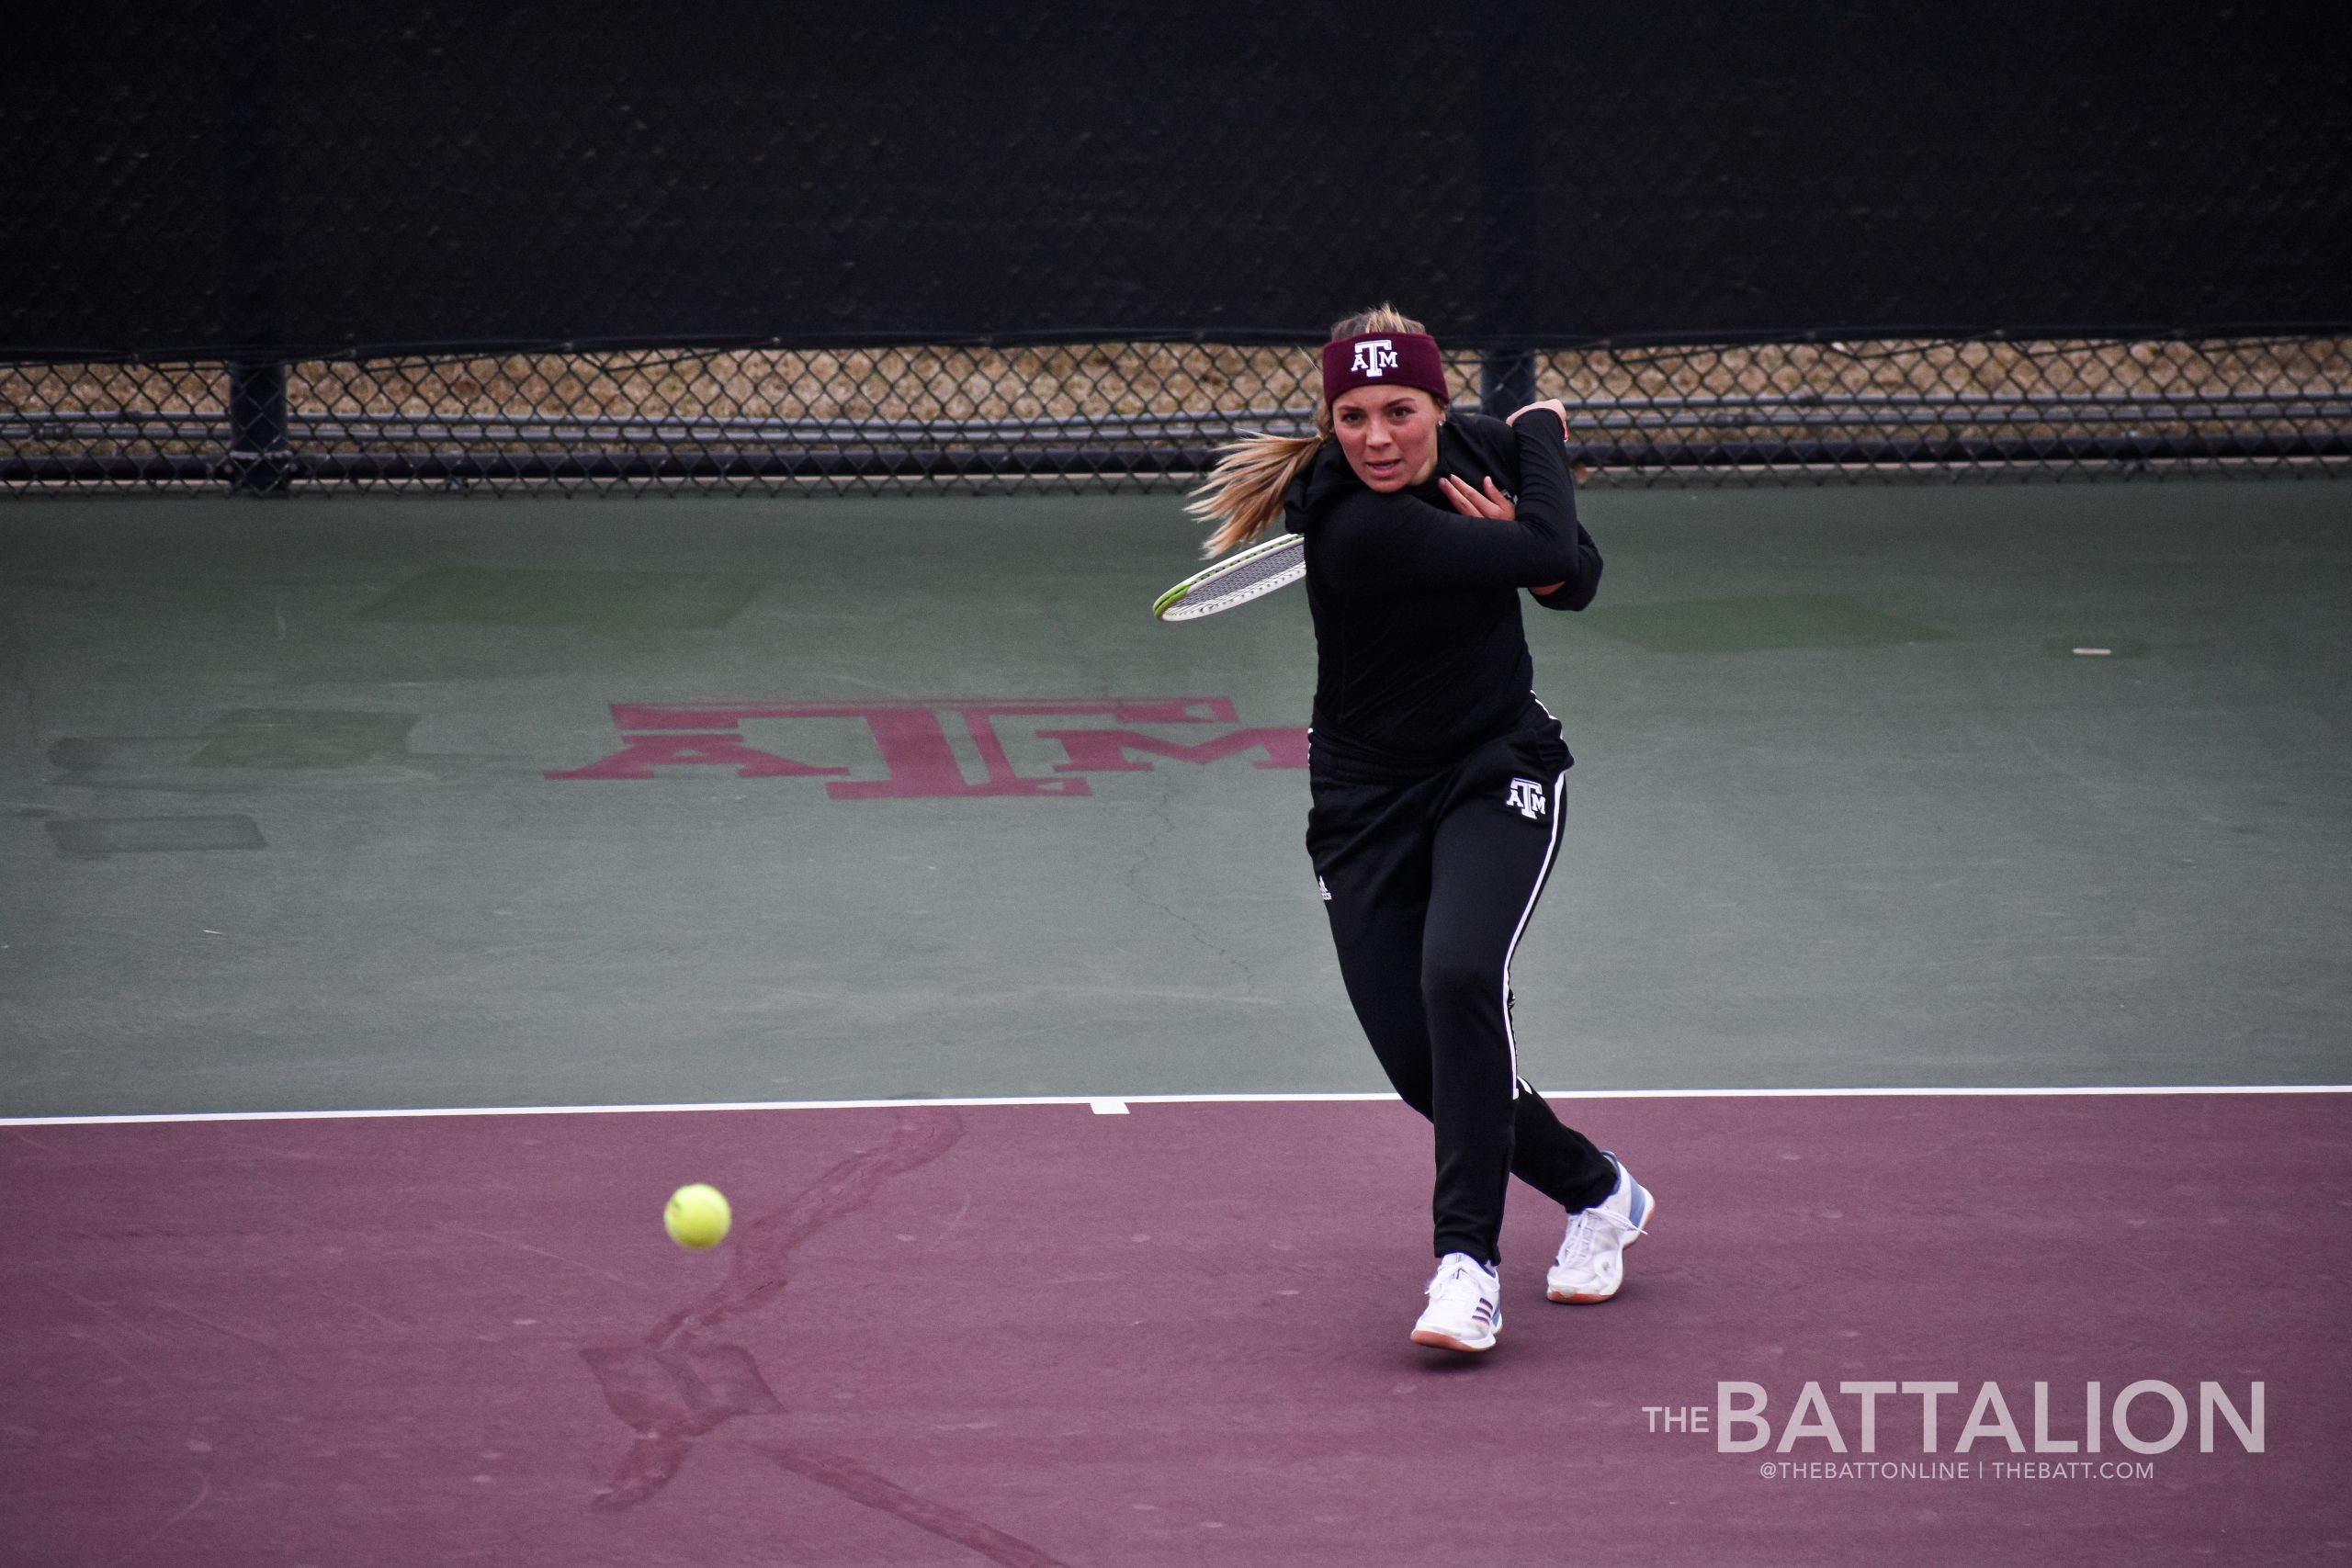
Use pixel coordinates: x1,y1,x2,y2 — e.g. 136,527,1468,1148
1411,1252,1502,1351
1546,1156,1653,1303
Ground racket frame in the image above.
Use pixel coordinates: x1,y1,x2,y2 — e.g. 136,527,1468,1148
1152,531,1306,621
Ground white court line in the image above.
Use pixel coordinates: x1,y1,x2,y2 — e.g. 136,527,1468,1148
3,1083,2347,1129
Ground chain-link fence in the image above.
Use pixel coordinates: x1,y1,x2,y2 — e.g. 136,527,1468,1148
6,3,2348,495
6,334,2347,493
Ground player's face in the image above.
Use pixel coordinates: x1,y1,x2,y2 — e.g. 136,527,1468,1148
1332,387,1443,492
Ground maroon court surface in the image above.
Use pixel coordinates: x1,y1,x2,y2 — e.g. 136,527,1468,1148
3,1091,2346,1566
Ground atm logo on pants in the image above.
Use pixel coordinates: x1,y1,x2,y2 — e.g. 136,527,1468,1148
1506,777,1548,819
548,696,1306,800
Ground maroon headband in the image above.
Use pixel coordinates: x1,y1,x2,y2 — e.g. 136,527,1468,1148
1321,331,1450,408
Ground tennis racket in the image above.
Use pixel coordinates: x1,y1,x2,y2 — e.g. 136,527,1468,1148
1151,532,1306,621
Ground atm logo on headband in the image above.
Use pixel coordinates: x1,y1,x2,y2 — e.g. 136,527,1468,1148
1351,339,1400,378
547,696,1306,800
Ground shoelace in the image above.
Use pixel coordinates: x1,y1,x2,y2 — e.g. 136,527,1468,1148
1428,1261,1492,1302
1557,1205,1646,1269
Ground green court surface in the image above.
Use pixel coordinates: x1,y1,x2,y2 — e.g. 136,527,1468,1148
2,479,2346,1119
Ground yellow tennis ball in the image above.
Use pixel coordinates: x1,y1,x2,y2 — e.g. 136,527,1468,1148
663,1183,731,1250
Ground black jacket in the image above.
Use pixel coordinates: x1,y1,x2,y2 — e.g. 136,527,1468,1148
1283,407,1601,781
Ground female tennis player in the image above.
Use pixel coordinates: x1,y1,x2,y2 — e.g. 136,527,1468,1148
1187,305,1651,1352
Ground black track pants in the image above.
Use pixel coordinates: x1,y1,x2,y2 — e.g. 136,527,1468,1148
1307,725,1616,1265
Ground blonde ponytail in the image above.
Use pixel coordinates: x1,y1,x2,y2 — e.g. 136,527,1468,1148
1184,303,1432,558
1183,411,1329,558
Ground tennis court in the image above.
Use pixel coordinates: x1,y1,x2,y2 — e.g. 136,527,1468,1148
4,477,2346,1564
7,5,2351,1560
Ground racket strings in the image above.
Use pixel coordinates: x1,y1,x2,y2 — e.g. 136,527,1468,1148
1166,537,1305,617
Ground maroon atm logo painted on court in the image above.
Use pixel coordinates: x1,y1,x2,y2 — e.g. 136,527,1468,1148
547,697,1306,798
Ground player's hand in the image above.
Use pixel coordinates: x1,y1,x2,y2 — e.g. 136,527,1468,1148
1506,398,1570,432
1440,473,1516,521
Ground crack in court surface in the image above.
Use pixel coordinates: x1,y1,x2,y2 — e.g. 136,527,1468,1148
582,1108,1074,1565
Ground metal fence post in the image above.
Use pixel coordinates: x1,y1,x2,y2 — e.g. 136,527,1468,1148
224,361,292,494
1476,0,1536,421
220,0,291,494
1480,349,1536,418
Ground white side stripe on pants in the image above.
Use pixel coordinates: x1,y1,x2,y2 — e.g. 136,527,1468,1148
1498,767,1571,1099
